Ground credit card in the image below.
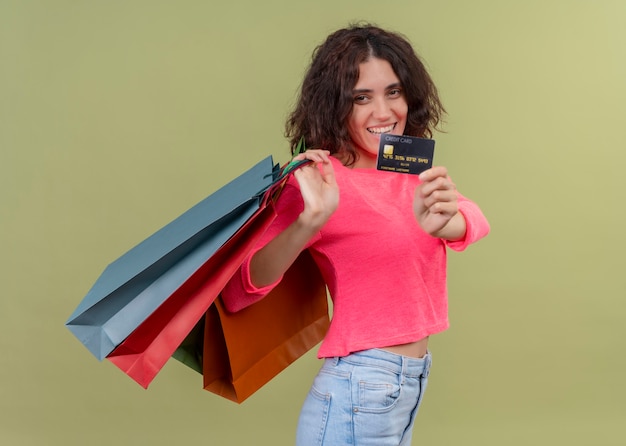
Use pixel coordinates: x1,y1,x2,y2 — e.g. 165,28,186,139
376,134,435,175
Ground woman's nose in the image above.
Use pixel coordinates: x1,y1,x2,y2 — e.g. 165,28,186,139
372,98,392,120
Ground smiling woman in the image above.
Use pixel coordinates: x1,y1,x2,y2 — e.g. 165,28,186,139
285,25,445,169
221,23,489,445
347,58,408,168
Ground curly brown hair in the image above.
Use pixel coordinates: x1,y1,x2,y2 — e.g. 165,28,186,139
286,23,445,166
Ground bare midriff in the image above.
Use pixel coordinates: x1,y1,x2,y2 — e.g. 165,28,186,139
380,336,429,358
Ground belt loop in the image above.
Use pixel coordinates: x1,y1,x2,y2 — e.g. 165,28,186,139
401,355,408,379
422,352,432,378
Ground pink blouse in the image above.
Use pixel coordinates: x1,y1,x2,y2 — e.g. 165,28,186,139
222,157,490,358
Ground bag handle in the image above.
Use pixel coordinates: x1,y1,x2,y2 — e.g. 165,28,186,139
256,138,315,202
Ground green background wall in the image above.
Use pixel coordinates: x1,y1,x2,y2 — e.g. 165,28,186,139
2,1,625,445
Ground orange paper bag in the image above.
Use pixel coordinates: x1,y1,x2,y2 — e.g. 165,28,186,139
203,251,329,403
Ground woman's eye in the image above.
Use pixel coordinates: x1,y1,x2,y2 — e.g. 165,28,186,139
354,95,368,103
388,88,402,97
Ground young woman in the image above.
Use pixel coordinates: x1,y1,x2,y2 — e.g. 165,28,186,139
222,24,490,445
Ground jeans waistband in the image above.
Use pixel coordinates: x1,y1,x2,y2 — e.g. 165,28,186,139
328,348,431,379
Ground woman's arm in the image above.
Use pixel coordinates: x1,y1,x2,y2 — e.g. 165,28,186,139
249,150,339,287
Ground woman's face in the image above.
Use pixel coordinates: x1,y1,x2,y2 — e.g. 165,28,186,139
347,57,408,169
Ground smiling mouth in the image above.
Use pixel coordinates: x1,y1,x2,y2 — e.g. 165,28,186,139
367,123,396,134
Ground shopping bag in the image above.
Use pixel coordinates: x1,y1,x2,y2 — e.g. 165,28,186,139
104,159,313,387
106,200,278,388
202,250,329,403
66,156,279,360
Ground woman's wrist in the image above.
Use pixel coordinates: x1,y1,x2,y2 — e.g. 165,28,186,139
296,210,329,235
434,211,467,241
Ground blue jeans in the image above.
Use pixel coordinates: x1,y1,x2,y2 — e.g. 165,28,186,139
296,349,432,446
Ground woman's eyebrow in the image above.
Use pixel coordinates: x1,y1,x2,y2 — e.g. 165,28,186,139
352,82,402,94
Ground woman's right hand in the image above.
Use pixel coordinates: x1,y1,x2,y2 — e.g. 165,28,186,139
292,149,339,231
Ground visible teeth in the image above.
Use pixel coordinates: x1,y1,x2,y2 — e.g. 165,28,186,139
368,124,395,134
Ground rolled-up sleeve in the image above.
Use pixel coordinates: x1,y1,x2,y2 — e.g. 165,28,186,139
444,194,490,252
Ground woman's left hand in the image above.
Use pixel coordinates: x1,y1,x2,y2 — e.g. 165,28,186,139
413,166,466,240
